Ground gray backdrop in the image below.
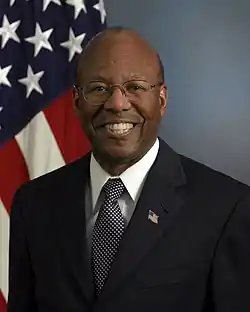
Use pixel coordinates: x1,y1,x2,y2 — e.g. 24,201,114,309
104,0,250,186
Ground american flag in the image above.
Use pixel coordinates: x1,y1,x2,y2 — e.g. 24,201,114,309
0,0,106,310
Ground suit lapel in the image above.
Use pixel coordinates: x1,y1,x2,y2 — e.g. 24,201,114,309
53,154,94,303
100,139,186,299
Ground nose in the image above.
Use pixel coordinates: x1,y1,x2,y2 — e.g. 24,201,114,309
104,86,131,112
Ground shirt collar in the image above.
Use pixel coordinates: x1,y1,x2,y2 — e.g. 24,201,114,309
90,138,159,209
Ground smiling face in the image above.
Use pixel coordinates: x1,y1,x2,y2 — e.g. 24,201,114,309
74,29,167,174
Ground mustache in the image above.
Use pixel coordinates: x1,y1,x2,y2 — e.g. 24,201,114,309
94,113,144,127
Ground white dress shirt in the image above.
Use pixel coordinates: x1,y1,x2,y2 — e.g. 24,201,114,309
85,138,159,253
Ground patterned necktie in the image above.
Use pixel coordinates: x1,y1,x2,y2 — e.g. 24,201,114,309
92,178,125,296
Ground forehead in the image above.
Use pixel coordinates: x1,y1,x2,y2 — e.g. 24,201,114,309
78,34,159,82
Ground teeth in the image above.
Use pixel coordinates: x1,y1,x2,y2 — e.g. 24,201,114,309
105,123,134,134
106,123,133,130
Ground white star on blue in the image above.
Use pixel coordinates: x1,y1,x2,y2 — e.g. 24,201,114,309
0,0,106,146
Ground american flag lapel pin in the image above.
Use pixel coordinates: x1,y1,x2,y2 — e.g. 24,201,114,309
148,210,159,224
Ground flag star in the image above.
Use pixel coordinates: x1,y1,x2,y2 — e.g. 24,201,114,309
60,28,86,61
43,0,61,12
0,65,12,87
66,0,87,19
25,23,53,57
10,0,15,6
93,0,106,24
18,65,44,98
0,15,20,48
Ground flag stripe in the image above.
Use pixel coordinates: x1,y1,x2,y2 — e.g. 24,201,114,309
0,140,29,213
0,199,9,302
15,111,65,179
44,91,91,164
0,291,7,312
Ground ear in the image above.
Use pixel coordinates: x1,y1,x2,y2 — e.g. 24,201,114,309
159,84,167,117
72,86,82,118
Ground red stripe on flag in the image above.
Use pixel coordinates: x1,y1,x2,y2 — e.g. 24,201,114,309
0,290,7,312
44,91,91,164
0,139,29,213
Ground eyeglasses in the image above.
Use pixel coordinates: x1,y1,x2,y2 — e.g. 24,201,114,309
74,80,163,105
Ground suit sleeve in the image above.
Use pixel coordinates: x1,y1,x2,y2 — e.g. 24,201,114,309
7,188,37,312
212,191,250,312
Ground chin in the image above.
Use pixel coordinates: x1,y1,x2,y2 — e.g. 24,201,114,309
92,135,146,163
107,147,134,160
98,144,137,163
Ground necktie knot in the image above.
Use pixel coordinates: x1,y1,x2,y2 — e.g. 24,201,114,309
102,178,125,202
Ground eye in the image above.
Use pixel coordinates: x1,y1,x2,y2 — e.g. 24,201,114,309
125,82,147,93
92,85,108,93
85,83,108,94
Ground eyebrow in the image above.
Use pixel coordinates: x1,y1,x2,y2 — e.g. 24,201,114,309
86,75,148,84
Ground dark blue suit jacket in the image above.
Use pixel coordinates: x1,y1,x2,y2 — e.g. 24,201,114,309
8,139,250,312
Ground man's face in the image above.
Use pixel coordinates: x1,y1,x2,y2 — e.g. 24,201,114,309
75,33,167,164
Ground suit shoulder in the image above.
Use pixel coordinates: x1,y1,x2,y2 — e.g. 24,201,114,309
14,154,90,200
180,154,250,197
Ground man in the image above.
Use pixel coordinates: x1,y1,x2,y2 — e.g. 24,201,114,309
8,27,250,312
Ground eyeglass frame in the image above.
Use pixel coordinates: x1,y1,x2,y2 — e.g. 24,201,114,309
73,80,164,105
